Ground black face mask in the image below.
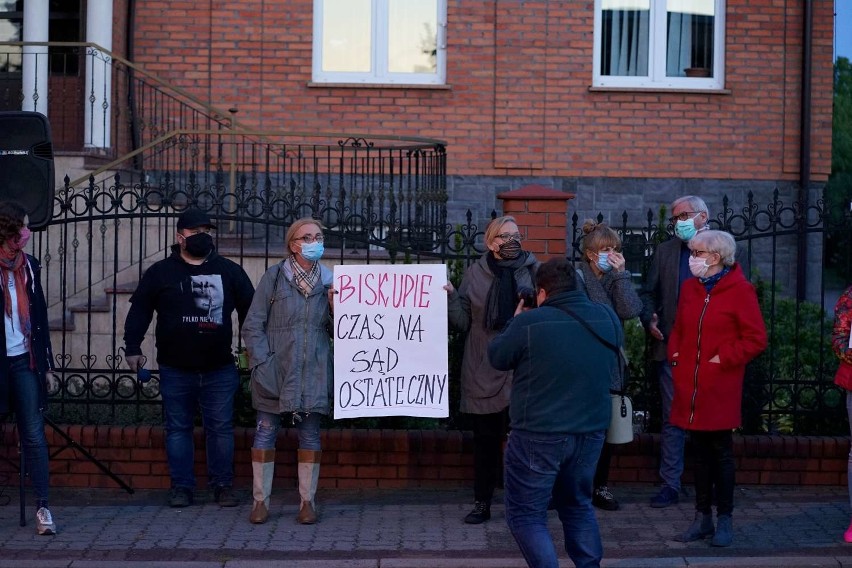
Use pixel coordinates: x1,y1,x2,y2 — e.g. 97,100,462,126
183,232,214,258
497,240,522,260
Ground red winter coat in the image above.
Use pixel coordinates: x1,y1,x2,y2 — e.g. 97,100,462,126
831,285,852,390
667,263,767,431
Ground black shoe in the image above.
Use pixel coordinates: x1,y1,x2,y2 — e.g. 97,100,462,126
169,487,194,508
592,486,620,511
214,486,239,507
464,501,491,524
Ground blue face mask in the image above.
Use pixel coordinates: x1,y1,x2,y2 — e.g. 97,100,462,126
596,252,613,273
300,241,324,262
675,217,698,241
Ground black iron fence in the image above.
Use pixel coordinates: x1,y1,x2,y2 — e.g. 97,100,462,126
27,176,852,434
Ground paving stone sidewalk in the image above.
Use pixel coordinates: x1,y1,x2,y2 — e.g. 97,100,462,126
1,484,852,567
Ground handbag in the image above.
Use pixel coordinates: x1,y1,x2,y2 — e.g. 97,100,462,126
560,305,634,445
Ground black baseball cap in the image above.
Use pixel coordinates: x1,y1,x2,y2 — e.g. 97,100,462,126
176,208,217,231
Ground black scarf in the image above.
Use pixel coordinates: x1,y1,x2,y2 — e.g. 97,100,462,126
484,252,530,330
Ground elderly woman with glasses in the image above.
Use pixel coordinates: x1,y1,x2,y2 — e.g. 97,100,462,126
578,220,643,512
242,217,334,525
668,230,766,547
445,215,538,524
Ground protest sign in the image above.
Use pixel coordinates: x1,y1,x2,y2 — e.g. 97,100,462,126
333,264,449,419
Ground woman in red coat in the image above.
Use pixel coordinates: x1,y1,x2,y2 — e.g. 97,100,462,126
668,230,767,547
831,284,852,542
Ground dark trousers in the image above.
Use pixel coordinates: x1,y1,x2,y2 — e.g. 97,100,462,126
471,410,508,503
690,430,735,516
593,442,613,489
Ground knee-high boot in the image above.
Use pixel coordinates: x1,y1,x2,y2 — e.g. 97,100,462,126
249,448,275,524
297,449,321,524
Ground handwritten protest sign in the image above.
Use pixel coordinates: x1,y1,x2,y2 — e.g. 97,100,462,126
333,264,449,419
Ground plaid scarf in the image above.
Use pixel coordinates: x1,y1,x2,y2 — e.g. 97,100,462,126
290,256,320,297
0,247,32,364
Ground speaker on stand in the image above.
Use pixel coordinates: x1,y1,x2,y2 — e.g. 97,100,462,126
0,111,55,229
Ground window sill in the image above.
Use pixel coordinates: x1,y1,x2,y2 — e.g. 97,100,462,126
588,86,732,95
307,82,452,90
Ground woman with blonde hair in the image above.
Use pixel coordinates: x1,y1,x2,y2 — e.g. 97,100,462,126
578,219,642,511
242,217,334,525
445,215,538,524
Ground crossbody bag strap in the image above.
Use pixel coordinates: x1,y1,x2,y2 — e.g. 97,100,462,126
267,264,283,320
560,305,628,394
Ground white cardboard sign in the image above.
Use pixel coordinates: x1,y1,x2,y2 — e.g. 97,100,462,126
333,264,449,419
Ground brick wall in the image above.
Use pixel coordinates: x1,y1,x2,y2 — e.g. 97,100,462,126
0,425,847,491
129,0,834,183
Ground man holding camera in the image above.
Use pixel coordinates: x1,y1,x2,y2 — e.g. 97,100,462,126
489,258,622,568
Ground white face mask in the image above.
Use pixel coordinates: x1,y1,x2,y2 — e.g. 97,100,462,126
688,255,711,278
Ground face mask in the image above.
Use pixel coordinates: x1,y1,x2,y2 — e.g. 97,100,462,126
675,216,698,241
688,255,711,278
496,240,521,260
11,227,30,251
596,252,613,273
300,241,324,262
183,232,214,258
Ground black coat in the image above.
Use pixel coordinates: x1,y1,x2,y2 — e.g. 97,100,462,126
0,254,54,414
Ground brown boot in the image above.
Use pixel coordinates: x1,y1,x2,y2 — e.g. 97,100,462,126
296,449,321,524
249,448,275,524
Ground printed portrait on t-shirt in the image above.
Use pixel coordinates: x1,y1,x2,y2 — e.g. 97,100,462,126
181,274,224,327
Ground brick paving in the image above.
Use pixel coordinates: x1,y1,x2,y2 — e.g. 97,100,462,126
0,484,851,567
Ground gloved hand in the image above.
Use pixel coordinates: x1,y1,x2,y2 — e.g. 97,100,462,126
125,354,145,372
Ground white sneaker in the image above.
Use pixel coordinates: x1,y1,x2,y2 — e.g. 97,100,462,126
36,507,56,536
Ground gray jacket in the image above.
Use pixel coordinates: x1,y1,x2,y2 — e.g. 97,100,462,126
242,259,334,415
579,261,642,390
447,252,537,415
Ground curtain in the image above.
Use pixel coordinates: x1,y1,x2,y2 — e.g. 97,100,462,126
603,9,649,76
666,12,693,76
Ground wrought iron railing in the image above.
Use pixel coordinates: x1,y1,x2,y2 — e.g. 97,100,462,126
569,189,852,436
0,41,234,153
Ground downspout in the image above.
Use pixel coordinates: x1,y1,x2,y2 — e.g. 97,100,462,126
797,0,813,302
126,0,141,168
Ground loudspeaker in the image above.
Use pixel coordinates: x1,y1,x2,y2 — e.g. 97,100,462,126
0,111,55,230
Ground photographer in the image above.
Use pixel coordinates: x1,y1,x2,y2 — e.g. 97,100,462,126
489,258,622,568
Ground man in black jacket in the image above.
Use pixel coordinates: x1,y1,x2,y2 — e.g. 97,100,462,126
640,195,710,508
124,208,254,508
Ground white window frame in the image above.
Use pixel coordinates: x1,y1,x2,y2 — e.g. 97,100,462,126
312,0,447,85
592,0,726,90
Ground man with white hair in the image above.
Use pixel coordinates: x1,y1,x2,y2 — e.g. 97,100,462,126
640,195,710,508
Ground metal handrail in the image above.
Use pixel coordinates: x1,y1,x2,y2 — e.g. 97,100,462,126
0,41,238,128
66,129,448,188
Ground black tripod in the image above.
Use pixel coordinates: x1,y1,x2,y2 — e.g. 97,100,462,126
2,415,134,527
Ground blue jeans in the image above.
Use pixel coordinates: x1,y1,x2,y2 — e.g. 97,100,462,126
253,410,322,451
504,429,605,568
659,361,686,492
159,363,238,489
8,354,49,505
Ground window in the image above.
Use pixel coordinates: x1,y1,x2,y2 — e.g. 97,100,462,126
312,0,446,85
593,0,725,90
0,0,23,74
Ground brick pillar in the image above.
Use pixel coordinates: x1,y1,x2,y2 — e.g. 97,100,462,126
497,184,575,261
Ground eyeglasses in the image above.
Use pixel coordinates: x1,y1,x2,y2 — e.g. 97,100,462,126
689,249,713,258
669,211,699,223
294,234,324,244
496,233,523,242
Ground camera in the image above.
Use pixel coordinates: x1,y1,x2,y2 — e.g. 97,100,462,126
517,286,537,308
